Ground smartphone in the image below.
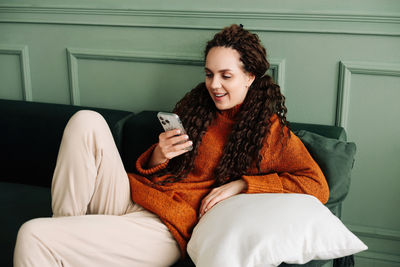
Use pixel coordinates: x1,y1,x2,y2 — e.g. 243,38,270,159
157,112,193,151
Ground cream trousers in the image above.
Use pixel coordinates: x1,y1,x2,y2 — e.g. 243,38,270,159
14,110,180,267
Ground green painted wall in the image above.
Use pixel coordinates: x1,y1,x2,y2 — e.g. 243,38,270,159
1,1,399,265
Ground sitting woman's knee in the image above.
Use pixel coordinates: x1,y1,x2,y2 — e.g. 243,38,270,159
15,218,47,246
71,110,104,124
65,110,106,134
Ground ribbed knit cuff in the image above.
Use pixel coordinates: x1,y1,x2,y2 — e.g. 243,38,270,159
136,143,169,175
242,173,283,194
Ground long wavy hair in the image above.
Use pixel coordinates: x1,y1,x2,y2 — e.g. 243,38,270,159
154,24,290,185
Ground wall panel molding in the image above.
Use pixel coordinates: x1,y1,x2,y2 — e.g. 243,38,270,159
348,223,400,262
348,223,400,241
269,59,286,94
66,48,204,105
356,251,400,265
1,6,399,36
337,63,400,264
335,61,400,130
347,224,400,264
66,47,284,105
0,44,33,101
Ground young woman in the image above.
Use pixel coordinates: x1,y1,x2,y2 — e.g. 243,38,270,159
14,24,329,267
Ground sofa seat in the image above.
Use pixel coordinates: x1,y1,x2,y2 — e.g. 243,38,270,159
0,182,51,266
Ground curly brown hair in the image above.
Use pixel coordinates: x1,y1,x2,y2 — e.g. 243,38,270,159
156,24,290,185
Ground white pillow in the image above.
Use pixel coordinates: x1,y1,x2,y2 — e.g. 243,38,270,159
187,193,367,267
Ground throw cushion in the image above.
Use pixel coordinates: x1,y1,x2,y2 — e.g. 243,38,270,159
294,130,357,208
187,193,367,267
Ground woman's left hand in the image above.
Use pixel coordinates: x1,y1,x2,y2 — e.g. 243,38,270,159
199,179,247,218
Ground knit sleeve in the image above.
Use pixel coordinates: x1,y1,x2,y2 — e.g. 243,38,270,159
136,143,170,175
241,117,329,204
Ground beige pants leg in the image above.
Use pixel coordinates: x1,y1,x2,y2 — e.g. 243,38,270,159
13,110,180,267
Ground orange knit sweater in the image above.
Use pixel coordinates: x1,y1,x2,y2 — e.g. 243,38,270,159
127,107,329,257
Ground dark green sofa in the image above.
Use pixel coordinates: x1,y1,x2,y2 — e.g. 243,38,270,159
0,99,354,267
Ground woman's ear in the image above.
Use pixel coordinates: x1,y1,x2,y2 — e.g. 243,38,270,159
247,73,256,87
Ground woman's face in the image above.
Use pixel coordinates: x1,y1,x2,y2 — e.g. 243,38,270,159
205,47,255,111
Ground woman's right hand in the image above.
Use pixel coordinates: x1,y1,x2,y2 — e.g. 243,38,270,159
147,129,193,168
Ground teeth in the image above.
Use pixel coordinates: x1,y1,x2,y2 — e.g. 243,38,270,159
215,93,226,97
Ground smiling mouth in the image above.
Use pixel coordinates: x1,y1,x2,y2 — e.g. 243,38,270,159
214,93,228,100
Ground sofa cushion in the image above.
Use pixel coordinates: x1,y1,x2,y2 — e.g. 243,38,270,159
290,122,347,141
187,194,367,267
122,111,164,173
294,130,357,209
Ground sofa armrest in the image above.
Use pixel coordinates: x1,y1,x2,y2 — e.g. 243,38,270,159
0,99,133,188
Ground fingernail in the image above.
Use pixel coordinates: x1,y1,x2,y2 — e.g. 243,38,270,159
176,130,181,134
188,141,193,145
184,135,189,139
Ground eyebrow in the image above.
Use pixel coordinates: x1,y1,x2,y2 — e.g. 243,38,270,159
204,67,233,73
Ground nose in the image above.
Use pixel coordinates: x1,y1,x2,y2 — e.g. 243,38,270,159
210,77,222,90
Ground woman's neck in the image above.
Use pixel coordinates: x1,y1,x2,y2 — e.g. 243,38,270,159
218,104,242,120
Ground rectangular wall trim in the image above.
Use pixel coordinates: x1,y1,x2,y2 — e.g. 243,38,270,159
0,44,32,101
336,61,400,130
66,48,204,105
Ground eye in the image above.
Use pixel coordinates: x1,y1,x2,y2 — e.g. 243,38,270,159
205,73,213,78
223,75,231,79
